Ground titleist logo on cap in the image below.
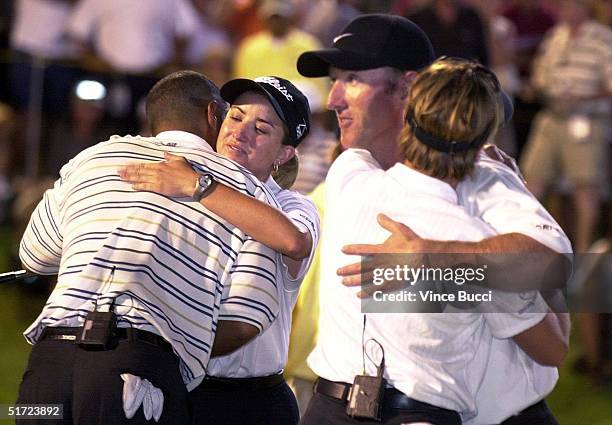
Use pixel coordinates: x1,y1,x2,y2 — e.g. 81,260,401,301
296,123,307,139
255,77,294,102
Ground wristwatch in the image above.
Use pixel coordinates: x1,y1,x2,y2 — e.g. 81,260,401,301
192,173,215,201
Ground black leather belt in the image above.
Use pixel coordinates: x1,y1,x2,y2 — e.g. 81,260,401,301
197,373,285,391
501,400,554,425
40,326,173,354
314,378,461,423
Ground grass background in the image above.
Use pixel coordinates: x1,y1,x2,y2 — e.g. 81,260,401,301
0,225,610,424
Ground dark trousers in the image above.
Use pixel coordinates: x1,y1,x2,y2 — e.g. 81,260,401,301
17,337,189,424
189,379,299,425
299,392,461,425
499,400,559,425
9,51,82,113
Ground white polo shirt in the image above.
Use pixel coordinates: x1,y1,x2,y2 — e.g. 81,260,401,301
457,152,572,254
11,0,78,58
204,177,320,379
308,149,547,416
67,0,201,74
458,152,572,424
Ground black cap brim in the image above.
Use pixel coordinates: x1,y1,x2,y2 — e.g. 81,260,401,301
220,78,287,124
298,49,376,77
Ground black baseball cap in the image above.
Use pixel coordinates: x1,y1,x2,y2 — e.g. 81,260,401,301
220,76,310,147
297,14,435,77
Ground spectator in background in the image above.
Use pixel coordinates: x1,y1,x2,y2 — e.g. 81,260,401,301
521,0,612,253
183,0,231,70
0,103,15,224
502,0,556,80
285,144,343,415
213,0,265,44
199,46,233,88
501,0,557,155
9,0,81,175
469,0,520,157
9,0,80,114
291,82,338,194
0,1,14,105
43,79,119,176
390,0,428,17
594,0,612,26
408,0,489,66
298,0,361,48
233,0,329,102
522,0,612,392
66,0,203,134
284,183,325,416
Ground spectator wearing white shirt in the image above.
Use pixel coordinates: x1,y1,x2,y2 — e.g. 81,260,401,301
10,0,81,112
66,0,203,133
521,0,612,253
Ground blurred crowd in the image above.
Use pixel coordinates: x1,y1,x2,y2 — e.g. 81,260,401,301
0,0,610,389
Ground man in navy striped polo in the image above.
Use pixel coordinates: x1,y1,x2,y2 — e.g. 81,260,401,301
17,71,282,424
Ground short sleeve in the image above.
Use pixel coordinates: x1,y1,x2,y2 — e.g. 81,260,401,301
458,154,572,254
19,181,64,275
278,192,320,284
218,238,280,333
480,290,549,339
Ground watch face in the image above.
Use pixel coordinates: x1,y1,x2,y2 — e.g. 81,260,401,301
194,173,214,200
199,174,212,188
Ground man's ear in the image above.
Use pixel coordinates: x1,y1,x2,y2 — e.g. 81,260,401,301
276,145,295,166
207,100,219,131
399,71,418,101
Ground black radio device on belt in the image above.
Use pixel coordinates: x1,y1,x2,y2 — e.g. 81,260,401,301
78,309,117,350
346,360,386,421
346,316,386,421
78,266,118,350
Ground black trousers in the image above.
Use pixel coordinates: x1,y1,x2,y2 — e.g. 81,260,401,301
189,379,299,425
499,400,559,425
16,337,189,424
299,392,461,425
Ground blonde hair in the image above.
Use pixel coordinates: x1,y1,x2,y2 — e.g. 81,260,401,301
401,57,503,181
272,154,299,189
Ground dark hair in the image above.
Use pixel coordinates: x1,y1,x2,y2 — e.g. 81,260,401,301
146,71,224,135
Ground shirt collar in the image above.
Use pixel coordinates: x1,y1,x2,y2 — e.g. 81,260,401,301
264,175,282,195
386,163,458,204
154,131,214,152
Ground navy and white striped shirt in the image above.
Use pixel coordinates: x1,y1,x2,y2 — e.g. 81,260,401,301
19,131,281,388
